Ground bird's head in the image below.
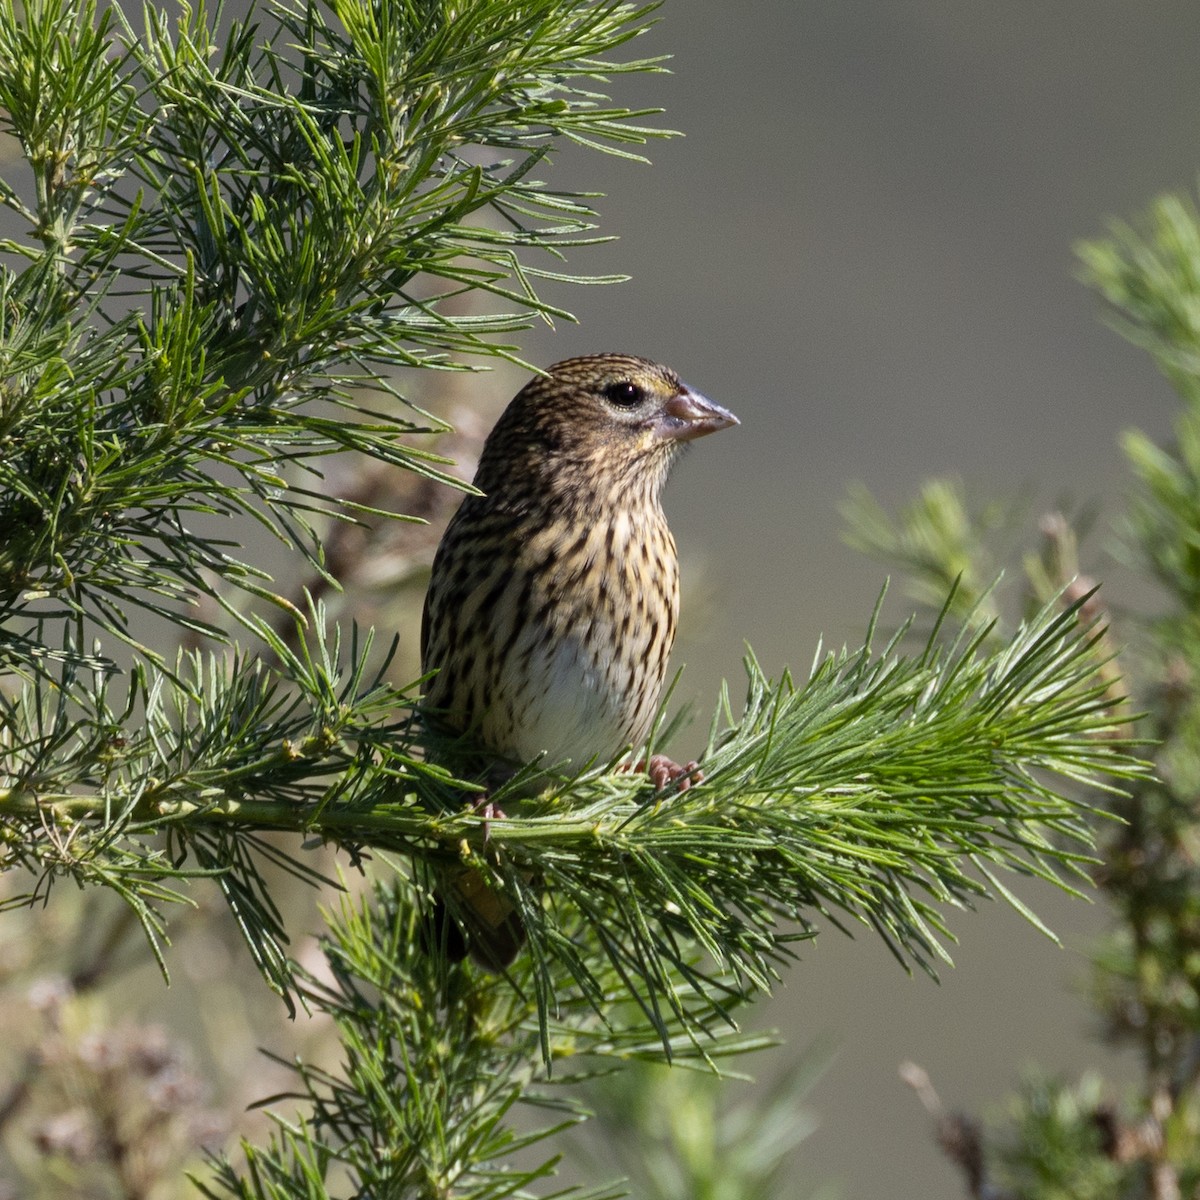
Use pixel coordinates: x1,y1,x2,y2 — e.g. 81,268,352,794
474,354,739,506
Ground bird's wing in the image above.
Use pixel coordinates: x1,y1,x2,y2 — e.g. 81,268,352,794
419,581,432,671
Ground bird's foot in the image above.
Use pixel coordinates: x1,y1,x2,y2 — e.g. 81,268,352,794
473,795,506,844
639,755,703,791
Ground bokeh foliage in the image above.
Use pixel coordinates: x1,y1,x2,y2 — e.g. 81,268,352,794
845,189,1200,1198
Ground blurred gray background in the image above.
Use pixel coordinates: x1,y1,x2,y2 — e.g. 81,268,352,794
517,2,1199,1195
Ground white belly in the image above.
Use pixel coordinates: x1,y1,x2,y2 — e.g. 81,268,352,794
490,631,631,768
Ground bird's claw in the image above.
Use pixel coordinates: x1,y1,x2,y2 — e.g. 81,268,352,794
472,796,506,844
641,755,703,791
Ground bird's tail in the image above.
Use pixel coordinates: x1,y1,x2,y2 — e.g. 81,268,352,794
436,865,526,972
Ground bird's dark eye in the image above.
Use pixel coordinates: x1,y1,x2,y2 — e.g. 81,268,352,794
603,380,645,408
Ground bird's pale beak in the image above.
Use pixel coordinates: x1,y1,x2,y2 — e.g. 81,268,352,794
655,387,740,442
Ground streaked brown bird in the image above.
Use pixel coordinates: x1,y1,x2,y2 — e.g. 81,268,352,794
421,353,739,966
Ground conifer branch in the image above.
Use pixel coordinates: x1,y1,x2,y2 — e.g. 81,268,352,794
0,590,1148,1030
